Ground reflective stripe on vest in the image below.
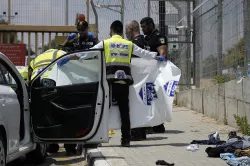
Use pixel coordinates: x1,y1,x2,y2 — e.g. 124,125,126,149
31,49,62,80
106,62,130,67
31,64,54,80
106,74,132,80
103,35,133,83
33,50,59,68
104,36,133,64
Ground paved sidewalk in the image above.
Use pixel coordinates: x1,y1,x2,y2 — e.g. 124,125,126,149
98,106,236,166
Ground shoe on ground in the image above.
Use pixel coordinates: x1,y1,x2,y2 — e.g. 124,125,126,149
146,127,155,134
141,131,147,140
121,139,130,147
131,135,142,141
153,124,166,133
75,144,83,156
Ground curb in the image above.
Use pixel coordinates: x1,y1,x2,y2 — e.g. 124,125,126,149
86,148,110,166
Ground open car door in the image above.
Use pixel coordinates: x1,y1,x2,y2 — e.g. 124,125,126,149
29,49,109,144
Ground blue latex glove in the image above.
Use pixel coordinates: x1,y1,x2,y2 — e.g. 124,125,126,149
157,56,168,62
57,57,70,67
67,33,77,41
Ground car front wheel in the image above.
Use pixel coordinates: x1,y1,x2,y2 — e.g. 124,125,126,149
26,143,47,164
0,136,6,166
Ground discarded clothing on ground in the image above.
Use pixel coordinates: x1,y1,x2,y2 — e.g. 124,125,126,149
219,153,250,166
205,146,228,158
217,136,250,151
191,132,226,145
234,148,250,157
226,156,250,166
186,144,199,152
228,131,239,139
206,135,250,158
220,153,236,160
155,160,174,166
191,140,226,145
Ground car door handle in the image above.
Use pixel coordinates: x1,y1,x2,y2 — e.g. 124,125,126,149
0,98,6,105
0,98,5,102
47,88,57,93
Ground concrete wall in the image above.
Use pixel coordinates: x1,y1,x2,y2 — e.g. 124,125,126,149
176,79,250,128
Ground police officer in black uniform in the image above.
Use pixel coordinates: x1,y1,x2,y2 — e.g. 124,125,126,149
61,14,99,52
125,20,145,51
125,20,147,141
140,17,168,134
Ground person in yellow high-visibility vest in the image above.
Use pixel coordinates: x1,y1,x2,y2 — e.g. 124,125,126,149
17,66,29,82
30,49,66,80
57,20,167,147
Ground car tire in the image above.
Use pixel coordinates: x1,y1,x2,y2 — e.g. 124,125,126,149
26,143,47,164
0,135,6,166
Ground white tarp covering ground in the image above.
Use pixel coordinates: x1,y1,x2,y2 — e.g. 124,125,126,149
46,57,181,130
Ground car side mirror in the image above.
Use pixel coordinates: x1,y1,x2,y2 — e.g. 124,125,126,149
40,78,56,87
30,77,56,89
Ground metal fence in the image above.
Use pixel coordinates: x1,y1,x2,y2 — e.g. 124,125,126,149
193,0,249,88
149,0,194,88
1,0,195,87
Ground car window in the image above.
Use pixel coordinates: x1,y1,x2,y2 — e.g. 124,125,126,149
0,63,17,85
38,51,101,87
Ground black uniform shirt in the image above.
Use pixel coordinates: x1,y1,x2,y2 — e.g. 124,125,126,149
132,35,145,57
144,29,167,52
65,32,98,51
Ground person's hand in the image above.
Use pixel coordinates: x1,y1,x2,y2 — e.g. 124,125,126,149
69,54,80,60
57,57,70,67
57,54,80,66
154,56,168,62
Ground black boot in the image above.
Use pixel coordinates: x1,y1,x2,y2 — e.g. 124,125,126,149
121,138,130,147
64,144,77,156
47,144,60,153
141,129,147,140
153,124,165,133
131,129,142,141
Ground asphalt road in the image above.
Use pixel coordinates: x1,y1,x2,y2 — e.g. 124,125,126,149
7,146,87,166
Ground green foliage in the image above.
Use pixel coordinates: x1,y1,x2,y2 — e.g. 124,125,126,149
213,75,230,84
224,38,244,69
234,114,250,135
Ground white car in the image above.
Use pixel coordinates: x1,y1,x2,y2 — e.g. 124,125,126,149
0,49,110,165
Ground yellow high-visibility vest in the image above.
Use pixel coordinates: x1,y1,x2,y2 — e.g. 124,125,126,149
31,49,65,80
103,35,133,85
18,67,29,82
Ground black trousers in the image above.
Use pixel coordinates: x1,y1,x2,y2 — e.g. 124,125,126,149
131,127,147,139
111,83,131,140
64,144,83,154
64,144,76,152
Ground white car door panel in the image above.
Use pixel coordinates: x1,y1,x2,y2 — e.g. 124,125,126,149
30,49,109,143
0,85,20,154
